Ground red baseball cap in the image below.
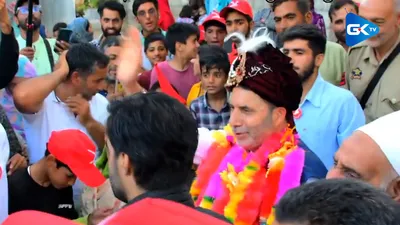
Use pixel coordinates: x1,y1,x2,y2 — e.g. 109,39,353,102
47,129,106,188
220,0,254,19
202,11,226,27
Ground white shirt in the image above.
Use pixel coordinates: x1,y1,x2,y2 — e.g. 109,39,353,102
0,124,10,223
23,92,109,163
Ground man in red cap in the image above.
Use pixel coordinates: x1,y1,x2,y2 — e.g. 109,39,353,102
8,129,105,220
201,11,227,47
219,0,254,63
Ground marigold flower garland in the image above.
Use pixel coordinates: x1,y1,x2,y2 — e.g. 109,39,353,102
191,125,304,225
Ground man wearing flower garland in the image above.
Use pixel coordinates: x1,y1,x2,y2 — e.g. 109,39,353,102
116,26,326,225
190,33,326,224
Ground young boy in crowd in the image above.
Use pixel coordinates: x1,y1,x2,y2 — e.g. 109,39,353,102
189,45,230,130
150,23,200,100
8,129,105,220
138,33,169,90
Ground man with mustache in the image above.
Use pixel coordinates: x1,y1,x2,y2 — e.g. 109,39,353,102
343,0,400,123
328,0,359,51
92,1,126,50
281,24,364,170
14,0,61,75
117,26,326,224
272,0,347,86
12,43,109,164
327,110,400,203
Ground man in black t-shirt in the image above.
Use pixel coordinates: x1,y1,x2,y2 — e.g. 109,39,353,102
8,129,106,219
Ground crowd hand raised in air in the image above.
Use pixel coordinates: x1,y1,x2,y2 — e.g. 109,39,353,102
117,27,144,95
55,40,70,54
0,0,10,28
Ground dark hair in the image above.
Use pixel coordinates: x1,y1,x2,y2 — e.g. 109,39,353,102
223,8,252,22
44,148,71,171
275,179,400,225
179,5,193,18
166,23,199,55
100,35,121,52
15,0,39,15
328,0,359,21
66,43,110,77
144,33,168,52
53,22,67,33
149,81,179,93
199,45,230,76
98,0,126,19
272,0,310,15
203,20,226,31
132,0,158,16
106,92,198,191
280,24,326,56
188,0,203,10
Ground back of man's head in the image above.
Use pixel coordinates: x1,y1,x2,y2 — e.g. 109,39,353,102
66,43,110,77
275,179,400,225
106,92,198,191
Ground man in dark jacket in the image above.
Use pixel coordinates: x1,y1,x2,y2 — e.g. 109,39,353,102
103,92,230,225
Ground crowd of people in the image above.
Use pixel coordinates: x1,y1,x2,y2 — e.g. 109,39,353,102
0,0,399,224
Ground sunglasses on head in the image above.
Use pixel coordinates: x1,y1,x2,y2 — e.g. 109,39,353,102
17,5,41,14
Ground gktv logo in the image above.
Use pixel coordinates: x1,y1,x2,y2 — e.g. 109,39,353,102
346,13,380,46
347,24,375,35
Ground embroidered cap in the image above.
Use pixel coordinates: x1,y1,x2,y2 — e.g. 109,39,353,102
357,111,400,175
47,129,106,187
225,32,302,127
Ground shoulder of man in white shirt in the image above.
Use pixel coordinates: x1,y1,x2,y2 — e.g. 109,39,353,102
0,124,10,224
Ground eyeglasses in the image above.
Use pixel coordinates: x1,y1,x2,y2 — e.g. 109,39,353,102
137,8,157,18
17,5,42,15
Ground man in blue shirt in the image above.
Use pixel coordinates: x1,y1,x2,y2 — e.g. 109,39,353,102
281,24,365,169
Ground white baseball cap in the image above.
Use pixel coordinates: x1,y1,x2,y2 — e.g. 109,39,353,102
357,111,400,175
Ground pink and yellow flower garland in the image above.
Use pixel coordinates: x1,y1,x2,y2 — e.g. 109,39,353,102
190,125,305,225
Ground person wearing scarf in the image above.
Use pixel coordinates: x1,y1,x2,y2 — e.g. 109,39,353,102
68,17,94,44
191,32,326,225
